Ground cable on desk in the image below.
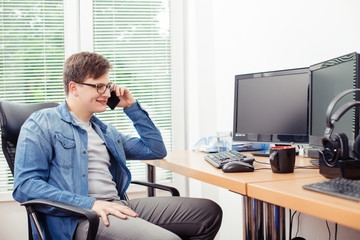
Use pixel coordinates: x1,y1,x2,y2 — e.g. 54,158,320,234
295,166,318,169
254,160,271,170
255,160,318,170
255,167,272,170
255,160,270,165
253,160,271,170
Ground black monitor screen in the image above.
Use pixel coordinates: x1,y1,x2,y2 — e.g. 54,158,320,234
309,53,359,147
233,68,309,144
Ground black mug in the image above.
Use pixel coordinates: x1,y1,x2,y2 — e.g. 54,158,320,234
269,146,296,173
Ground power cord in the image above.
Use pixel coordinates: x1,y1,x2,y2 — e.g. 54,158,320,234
289,210,298,239
290,213,339,240
326,220,331,240
325,220,338,240
335,223,338,240
289,210,303,239
296,212,301,237
289,210,293,239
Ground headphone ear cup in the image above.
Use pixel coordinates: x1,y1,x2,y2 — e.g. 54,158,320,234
335,133,349,160
353,134,360,159
322,137,338,166
322,133,349,167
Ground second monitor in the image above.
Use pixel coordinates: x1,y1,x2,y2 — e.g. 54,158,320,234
233,67,309,145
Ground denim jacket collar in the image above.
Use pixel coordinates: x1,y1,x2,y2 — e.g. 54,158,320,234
58,100,108,132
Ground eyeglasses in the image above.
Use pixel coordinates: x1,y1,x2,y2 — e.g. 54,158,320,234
76,82,114,94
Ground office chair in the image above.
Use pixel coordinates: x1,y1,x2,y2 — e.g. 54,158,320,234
0,100,179,240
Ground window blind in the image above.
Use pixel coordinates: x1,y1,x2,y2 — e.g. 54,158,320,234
0,0,173,193
92,0,172,183
0,0,65,192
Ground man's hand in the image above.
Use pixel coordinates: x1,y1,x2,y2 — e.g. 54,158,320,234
92,200,139,226
113,85,136,109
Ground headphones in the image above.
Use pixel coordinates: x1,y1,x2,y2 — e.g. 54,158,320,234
322,88,360,167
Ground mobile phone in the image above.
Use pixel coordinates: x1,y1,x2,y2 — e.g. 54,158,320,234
107,91,120,110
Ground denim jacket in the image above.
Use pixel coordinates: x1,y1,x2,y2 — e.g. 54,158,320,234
13,100,167,240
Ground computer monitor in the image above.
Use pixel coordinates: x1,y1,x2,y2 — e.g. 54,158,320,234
309,52,360,147
233,68,309,145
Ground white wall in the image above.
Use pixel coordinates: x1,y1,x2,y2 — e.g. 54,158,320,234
184,0,360,239
211,0,360,133
185,0,360,146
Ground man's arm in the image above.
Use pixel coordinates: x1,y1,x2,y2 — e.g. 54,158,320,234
111,85,167,160
120,101,167,160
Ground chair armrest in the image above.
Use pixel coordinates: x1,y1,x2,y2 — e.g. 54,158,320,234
22,199,98,240
131,180,180,196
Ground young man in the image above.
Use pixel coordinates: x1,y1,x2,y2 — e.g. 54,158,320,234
13,52,222,240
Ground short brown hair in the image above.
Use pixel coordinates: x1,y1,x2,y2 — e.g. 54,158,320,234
63,52,112,95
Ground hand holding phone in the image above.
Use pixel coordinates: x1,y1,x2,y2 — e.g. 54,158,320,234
107,91,120,110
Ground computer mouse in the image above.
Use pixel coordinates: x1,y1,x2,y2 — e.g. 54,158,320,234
222,161,254,173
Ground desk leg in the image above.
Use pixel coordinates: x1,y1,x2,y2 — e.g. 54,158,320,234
147,164,155,197
265,202,285,240
244,196,264,240
265,202,273,240
277,206,286,240
244,196,251,239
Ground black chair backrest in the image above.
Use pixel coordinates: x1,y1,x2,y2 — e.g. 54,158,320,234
0,101,59,175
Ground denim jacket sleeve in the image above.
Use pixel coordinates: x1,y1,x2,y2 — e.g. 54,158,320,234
120,101,167,160
12,111,95,210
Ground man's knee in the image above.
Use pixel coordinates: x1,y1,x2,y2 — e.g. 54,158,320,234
201,198,223,224
193,198,222,219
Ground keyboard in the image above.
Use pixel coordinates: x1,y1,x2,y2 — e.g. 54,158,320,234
303,178,360,202
204,150,255,168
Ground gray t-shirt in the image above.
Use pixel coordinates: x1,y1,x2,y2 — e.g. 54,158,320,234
71,112,120,201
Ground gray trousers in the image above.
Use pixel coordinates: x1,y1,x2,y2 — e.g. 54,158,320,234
74,196,222,240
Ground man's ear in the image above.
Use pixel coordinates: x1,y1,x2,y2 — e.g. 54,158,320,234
69,82,79,97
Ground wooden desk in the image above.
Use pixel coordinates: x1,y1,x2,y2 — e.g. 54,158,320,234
247,177,360,231
144,151,319,194
143,151,323,239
